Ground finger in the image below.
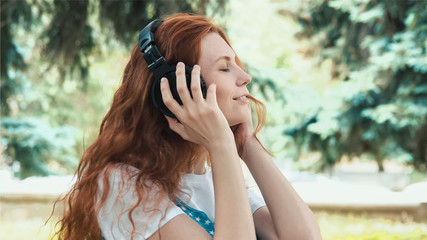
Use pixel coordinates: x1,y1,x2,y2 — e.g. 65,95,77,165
164,115,188,139
206,83,217,105
160,77,181,115
175,62,192,104
190,65,203,101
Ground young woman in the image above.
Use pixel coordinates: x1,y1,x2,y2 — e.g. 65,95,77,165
54,13,322,240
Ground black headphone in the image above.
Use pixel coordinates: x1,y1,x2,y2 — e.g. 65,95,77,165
138,19,207,118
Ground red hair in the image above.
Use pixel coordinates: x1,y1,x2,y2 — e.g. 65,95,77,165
53,13,268,239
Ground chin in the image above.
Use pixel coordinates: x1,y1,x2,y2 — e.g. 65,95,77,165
227,109,251,126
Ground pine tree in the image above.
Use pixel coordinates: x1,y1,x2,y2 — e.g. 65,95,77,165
281,0,427,172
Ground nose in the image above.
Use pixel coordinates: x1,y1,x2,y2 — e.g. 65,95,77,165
237,68,252,86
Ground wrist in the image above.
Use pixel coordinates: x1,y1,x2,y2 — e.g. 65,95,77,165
207,137,241,169
206,131,235,154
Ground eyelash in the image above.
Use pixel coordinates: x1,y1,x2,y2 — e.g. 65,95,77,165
220,67,230,72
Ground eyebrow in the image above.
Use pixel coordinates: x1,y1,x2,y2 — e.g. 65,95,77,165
214,55,235,64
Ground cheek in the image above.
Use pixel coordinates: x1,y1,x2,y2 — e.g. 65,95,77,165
201,73,215,94
215,91,228,109
216,90,237,120
202,73,225,100
200,72,233,110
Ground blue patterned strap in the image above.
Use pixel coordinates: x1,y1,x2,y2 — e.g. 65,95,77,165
175,198,215,237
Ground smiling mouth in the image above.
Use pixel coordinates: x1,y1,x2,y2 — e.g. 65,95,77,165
233,95,249,104
233,96,247,100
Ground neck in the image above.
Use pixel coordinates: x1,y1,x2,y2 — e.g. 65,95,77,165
191,149,208,175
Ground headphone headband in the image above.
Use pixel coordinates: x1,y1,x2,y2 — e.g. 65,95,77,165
138,19,163,53
137,19,207,118
138,20,165,72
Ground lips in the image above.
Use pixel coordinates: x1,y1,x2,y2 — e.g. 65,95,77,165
233,95,247,100
232,92,249,100
233,95,249,104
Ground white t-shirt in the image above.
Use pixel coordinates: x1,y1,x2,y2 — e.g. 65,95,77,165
97,165,266,240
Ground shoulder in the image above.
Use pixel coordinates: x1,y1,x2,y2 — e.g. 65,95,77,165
97,164,185,239
100,163,139,182
97,164,168,202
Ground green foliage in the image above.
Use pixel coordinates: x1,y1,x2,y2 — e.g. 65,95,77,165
0,0,227,178
1,0,31,115
41,0,94,84
277,0,427,172
99,0,191,45
1,0,228,90
1,117,78,179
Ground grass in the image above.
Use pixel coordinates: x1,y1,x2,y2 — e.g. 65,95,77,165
315,211,427,240
1,212,426,240
0,218,56,240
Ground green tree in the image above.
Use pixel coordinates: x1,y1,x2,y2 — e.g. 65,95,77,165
280,0,427,172
1,0,227,178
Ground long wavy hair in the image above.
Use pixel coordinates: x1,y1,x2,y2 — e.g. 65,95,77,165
53,13,268,240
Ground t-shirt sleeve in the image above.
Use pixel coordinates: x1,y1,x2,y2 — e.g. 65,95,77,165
247,186,266,214
97,167,184,240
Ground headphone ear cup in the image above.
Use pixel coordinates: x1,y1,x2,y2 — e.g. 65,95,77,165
165,71,183,105
151,64,208,119
151,74,175,118
183,65,207,99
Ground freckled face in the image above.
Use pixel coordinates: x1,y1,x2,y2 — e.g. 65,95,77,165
198,33,252,126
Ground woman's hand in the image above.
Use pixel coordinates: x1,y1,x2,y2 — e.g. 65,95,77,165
233,117,254,141
232,111,257,159
161,62,234,151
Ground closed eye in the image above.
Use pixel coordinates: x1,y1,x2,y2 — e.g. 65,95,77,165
220,68,230,72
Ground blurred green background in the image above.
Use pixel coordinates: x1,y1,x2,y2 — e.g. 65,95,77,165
1,0,426,239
